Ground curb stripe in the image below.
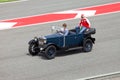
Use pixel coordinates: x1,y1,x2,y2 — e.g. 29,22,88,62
0,2,119,30
76,71,120,80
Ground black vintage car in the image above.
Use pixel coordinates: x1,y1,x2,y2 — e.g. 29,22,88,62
28,27,96,59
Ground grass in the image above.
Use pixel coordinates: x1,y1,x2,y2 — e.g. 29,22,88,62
0,0,17,3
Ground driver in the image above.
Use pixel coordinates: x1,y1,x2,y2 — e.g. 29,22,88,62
60,23,69,36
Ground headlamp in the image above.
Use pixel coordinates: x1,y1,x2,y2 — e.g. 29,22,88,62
39,36,47,45
34,37,38,41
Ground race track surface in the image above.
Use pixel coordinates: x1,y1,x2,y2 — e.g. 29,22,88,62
0,0,120,80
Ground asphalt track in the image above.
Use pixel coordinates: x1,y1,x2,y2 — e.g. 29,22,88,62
0,0,120,80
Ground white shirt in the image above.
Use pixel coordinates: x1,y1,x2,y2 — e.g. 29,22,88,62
60,28,69,36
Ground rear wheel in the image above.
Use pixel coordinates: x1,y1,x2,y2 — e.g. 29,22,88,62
29,44,39,56
44,45,56,59
83,39,93,52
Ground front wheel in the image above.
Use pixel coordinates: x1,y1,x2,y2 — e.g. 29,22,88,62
29,44,39,56
44,45,56,59
83,39,93,52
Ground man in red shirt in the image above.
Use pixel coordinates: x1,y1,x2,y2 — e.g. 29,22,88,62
78,14,91,33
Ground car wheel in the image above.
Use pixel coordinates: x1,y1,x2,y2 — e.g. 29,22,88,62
44,45,56,59
83,39,93,52
29,44,39,56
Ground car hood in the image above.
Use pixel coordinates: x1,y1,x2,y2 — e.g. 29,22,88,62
44,33,64,47
45,33,63,39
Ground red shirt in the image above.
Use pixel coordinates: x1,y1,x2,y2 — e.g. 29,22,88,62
79,18,90,28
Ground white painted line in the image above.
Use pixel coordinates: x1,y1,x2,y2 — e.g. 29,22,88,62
55,10,96,18
0,10,95,30
0,22,17,30
94,11,120,17
0,0,28,4
0,2,119,31
75,2,120,10
0,2,118,21
74,10,96,18
76,71,120,80
0,10,119,31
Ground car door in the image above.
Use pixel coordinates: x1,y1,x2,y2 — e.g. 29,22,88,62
65,34,83,47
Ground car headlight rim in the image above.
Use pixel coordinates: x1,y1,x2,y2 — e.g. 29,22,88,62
34,37,38,41
39,36,47,45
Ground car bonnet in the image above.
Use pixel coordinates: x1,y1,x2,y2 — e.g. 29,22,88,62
45,33,63,39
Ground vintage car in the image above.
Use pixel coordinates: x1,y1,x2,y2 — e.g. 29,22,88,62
28,26,96,59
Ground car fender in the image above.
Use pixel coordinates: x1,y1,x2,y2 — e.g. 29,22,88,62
43,43,60,50
83,36,95,44
28,39,37,45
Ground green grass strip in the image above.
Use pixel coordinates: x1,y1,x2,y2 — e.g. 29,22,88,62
0,0,17,3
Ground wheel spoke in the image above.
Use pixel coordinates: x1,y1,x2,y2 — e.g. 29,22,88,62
45,45,56,59
83,39,93,52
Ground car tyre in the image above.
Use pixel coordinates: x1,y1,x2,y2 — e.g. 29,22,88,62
83,39,93,52
44,45,56,59
29,44,39,56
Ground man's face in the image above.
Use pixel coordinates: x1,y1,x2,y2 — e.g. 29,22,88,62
81,14,85,18
63,26,66,29
81,15,84,18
